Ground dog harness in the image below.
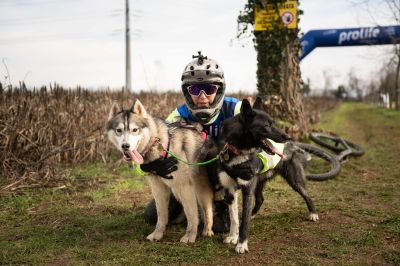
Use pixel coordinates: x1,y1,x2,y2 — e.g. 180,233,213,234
133,128,207,176
257,139,285,173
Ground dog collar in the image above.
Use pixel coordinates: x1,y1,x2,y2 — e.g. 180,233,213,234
201,131,207,141
153,137,169,159
226,143,242,156
160,138,169,158
140,136,169,160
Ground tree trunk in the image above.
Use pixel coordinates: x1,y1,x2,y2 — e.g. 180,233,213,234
238,0,307,139
255,31,308,139
395,52,400,109
281,42,308,135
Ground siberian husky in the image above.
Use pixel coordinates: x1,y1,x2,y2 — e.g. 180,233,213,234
106,99,214,243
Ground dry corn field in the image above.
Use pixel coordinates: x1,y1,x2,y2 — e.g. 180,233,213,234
0,85,187,191
0,84,338,192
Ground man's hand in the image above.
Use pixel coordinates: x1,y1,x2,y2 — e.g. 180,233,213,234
140,157,178,179
222,155,263,180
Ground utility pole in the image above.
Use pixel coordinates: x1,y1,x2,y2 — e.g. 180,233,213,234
125,0,131,92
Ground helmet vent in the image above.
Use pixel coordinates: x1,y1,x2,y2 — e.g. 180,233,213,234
206,64,210,69
216,64,219,69
190,66,194,70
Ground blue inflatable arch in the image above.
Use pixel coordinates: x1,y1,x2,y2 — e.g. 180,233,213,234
300,25,400,60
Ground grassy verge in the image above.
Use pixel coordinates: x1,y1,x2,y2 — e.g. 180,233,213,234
1,103,399,265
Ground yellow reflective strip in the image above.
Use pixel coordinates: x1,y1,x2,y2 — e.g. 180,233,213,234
165,109,181,124
257,151,270,173
134,163,148,176
257,147,283,173
234,101,242,115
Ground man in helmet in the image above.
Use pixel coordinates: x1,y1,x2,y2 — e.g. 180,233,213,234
141,51,266,233
166,51,239,138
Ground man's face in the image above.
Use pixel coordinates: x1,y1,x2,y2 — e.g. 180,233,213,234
187,84,218,107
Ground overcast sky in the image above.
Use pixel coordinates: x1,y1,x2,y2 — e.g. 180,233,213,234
0,0,395,93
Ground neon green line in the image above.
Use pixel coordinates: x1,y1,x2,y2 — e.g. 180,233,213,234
161,147,219,166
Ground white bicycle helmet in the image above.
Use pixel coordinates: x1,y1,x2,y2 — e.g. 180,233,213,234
181,51,226,123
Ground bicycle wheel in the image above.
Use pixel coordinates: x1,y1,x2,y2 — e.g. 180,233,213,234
310,132,365,156
295,142,341,181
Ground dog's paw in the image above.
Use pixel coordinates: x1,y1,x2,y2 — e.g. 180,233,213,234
235,240,249,254
309,213,319,222
146,231,164,241
223,234,238,244
180,233,196,243
202,228,214,237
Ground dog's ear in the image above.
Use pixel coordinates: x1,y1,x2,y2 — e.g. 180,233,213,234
253,97,264,110
108,101,121,120
240,98,255,121
131,99,148,117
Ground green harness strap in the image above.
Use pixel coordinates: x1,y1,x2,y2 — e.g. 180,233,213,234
156,140,220,166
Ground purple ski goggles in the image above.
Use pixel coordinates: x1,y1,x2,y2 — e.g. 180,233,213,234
187,84,219,96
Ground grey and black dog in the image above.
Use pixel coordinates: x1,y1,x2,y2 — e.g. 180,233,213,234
204,97,319,253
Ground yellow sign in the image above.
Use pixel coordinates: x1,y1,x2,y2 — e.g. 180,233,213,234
254,1,297,31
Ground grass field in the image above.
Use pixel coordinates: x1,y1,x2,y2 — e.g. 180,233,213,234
0,103,399,265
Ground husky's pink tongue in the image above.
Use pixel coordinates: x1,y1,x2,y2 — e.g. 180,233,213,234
128,150,144,164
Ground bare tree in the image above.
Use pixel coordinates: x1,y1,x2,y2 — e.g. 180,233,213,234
364,79,379,103
348,69,363,101
384,0,400,108
378,62,397,106
323,70,333,96
353,0,400,108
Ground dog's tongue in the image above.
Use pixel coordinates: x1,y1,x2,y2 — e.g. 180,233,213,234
262,139,285,159
128,150,144,164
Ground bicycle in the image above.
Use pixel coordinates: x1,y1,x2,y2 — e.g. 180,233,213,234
295,142,341,181
310,132,365,161
297,132,365,181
